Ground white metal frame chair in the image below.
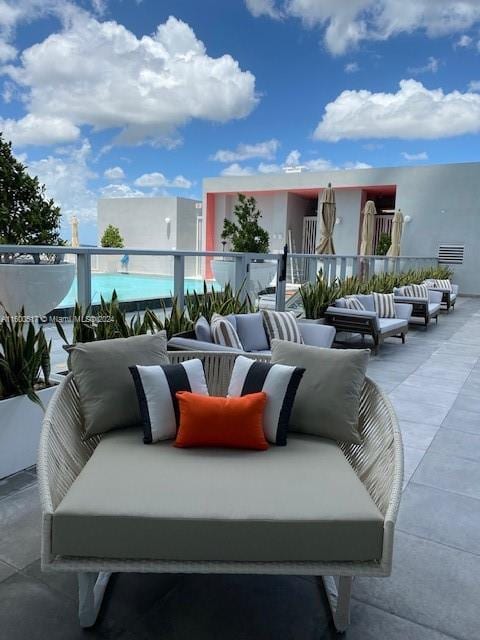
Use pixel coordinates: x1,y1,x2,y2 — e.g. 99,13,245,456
38,351,403,632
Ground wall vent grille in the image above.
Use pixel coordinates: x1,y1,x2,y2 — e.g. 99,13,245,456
438,244,464,264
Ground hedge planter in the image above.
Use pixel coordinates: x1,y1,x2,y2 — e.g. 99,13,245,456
0,262,75,317
212,259,276,297
0,385,57,479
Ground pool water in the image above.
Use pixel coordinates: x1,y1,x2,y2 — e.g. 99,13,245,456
59,273,217,308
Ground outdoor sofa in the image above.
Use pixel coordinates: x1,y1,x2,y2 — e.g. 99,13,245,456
168,311,336,353
38,350,403,633
324,294,412,354
393,287,442,327
423,281,459,312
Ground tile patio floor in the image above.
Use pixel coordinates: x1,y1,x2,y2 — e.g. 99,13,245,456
1,297,479,639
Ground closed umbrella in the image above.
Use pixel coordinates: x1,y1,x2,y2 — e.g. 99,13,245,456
316,183,336,254
387,208,404,257
360,200,376,255
70,215,79,248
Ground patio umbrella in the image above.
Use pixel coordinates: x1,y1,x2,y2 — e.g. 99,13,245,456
359,200,376,256
70,215,79,248
387,208,404,257
316,183,336,254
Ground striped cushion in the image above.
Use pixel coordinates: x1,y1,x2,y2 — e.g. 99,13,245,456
227,356,305,445
372,292,396,318
130,359,209,444
261,310,303,345
431,278,453,291
345,296,366,311
404,284,428,299
210,313,243,350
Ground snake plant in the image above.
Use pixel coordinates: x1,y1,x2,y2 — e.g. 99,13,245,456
0,305,51,406
186,281,254,323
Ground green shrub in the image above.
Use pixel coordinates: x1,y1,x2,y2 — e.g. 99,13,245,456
186,281,254,323
376,233,391,256
221,194,269,253
300,274,343,319
100,224,124,248
0,305,51,405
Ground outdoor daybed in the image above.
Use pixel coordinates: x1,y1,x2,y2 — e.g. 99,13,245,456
423,281,459,312
168,311,336,353
324,294,412,354
38,350,403,633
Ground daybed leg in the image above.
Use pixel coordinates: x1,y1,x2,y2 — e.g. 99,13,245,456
322,575,353,633
78,571,112,628
401,332,406,344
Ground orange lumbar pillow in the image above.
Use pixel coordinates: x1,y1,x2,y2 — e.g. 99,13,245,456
174,391,269,451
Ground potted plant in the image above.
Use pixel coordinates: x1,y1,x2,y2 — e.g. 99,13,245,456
213,194,275,296
0,134,75,316
0,306,56,479
99,224,124,273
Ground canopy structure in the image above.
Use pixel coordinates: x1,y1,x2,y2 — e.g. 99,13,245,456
387,209,404,257
360,200,376,256
316,183,336,255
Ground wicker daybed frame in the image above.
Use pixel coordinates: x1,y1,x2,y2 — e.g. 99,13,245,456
38,351,403,633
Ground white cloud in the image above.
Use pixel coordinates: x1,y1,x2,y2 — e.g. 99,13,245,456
343,161,372,169
245,0,282,20
401,151,428,160
455,34,473,47
100,183,146,198
258,162,281,173
0,113,80,146
344,62,359,73
134,172,192,189
212,139,279,162
4,13,257,146
26,139,97,221
408,56,440,74
468,80,480,91
103,166,125,180
245,0,480,55
285,149,301,166
314,79,480,141
220,163,255,176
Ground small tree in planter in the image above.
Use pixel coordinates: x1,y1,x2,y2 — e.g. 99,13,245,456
101,225,124,248
0,134,63,264
221,194,269,254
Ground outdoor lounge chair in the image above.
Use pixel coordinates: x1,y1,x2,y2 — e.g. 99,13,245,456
168,311,336,353
38,350,403,633
423,281,459,312
393,287,442,327
324,294,412,354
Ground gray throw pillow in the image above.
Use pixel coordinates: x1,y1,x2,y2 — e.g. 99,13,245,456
194,316,212,343
68,332,168,438
235,313,269,352
271,340,369,443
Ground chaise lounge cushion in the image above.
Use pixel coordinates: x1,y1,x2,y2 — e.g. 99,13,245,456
378,318,409,334
52,428,384,563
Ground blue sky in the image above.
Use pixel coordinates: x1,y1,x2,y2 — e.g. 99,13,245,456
1,0,480,244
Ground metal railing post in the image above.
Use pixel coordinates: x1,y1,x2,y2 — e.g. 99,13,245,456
76,252,92,309
173,254,185,309
234,255,248,299
275,249,287,311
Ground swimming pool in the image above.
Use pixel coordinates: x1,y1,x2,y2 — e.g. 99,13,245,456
59,273,217,308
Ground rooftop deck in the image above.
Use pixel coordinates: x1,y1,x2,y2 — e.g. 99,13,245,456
1,297,479,639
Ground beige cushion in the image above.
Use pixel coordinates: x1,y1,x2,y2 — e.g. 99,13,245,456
271,340,369,444
68,332,168,437
52,428,383,563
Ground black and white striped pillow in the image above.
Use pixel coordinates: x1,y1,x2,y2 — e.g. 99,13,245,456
227,356,305,445
432,278,453,291
130,359,209,444
210,313,243,350
345,296,366,311
372,292,396,318
261,310,303,345
404,283,428,299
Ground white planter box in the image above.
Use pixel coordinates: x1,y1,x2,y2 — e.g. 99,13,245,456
0,385,57,479
0,262,75,316
212,259,276,298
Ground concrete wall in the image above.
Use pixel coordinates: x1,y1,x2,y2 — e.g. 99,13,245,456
204,162,480,294
97,197,201,277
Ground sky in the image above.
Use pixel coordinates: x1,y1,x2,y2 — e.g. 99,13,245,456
1,0,480,245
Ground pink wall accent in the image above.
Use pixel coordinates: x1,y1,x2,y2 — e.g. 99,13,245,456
205,193,216,279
